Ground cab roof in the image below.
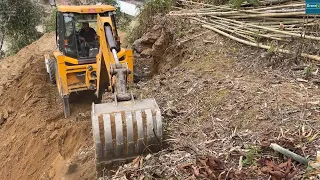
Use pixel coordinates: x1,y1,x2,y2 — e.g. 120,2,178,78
57,5,116,14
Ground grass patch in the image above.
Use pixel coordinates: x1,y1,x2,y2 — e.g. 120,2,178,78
242,145,260,166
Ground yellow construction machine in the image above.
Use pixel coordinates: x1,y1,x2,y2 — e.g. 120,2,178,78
44,3,162,178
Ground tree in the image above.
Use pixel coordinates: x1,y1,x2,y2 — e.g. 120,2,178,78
0,0,42,55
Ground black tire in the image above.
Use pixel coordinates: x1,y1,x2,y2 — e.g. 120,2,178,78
48,59,56,84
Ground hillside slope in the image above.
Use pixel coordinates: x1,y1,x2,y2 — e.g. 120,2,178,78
1,15,320,180
0,33,95,180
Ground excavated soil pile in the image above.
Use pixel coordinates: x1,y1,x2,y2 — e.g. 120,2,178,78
0,33,96,180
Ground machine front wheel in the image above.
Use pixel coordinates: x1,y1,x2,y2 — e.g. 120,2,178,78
47,58,56,84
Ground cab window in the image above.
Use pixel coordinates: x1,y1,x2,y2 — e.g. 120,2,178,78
63,14,78,58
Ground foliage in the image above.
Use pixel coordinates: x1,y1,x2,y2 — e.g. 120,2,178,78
0,0,43,55
126,0,174,44
304,65,314,79
229,0,259,8
45,7,58,33
268,41,277,53
117,14,132,31
0,50,5,60
242,145,260,166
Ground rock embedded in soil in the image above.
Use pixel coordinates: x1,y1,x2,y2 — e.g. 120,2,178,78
140,48,154,57
0,113,4,125
0,85,3,96
133,39,151,53
3,110,9,120
49,131,58,140
47,123,55,131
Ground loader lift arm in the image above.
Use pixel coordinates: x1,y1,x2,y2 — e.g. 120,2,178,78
95,13,131,101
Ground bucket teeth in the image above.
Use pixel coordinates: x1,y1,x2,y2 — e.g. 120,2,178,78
91,98,162,177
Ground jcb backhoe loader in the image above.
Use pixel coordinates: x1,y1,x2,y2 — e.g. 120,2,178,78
44,5,162,178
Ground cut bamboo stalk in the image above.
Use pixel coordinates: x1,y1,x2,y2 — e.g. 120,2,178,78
254,17,308,21
252,3,305,11
202,20,257,41
270,143,310,165
195,17,269,34
231,12,305,19
212,25,256,42
178,30,211,44
263,8,305,13
209,16,320,41
177,0,233,10
170,7,226,13
249,21,310,25
259,0,295,6
202,24,320,61
193,17,288,41
169,11,245,16
208,19,287,41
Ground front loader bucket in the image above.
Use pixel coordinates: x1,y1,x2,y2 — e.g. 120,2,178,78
91,98,162,178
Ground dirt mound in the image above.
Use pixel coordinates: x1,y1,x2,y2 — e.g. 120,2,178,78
0,33,95,180
132,16,190,81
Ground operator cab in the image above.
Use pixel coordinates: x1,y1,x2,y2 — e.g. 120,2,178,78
56,8,120,64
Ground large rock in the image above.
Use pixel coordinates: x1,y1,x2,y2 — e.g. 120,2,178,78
140,48,154,57
132,26,163,53
132,39,151,53
152,30,170,56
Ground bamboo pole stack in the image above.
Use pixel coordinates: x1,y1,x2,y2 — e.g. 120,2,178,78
170,0,320,61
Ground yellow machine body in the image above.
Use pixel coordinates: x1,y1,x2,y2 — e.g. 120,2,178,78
46,5,162,179
53,48,133,96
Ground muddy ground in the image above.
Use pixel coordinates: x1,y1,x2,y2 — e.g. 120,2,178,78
0,17,319,180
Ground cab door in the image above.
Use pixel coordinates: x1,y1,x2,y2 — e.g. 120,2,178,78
62,13,79,59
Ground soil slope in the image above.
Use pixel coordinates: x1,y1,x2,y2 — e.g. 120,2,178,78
0,33,95,180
